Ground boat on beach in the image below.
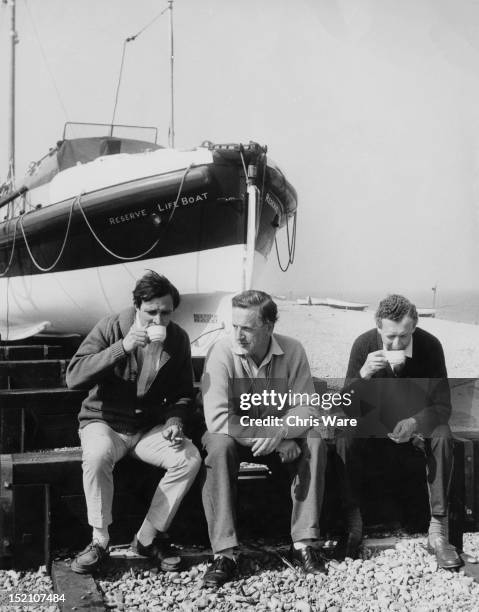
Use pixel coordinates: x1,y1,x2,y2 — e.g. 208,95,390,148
0,2,298,356
296,296,368,310
0,128,297,353
417,308,436,318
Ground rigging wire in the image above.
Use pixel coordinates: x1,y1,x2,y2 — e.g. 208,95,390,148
111,3,170,128
166,164,193,223
0,215,20,276
22,0,70,122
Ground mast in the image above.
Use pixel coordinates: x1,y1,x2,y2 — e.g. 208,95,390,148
168,0,175,148
7,0,17,183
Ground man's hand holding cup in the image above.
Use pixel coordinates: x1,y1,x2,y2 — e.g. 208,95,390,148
360,350,388,379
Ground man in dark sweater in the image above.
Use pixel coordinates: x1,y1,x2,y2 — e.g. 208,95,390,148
66,272,201,574
336,294,461,569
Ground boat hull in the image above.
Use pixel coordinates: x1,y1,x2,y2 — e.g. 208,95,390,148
0,143,296,352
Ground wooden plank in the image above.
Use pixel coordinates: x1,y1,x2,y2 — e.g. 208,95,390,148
13,484,50,570
462,557,479,583
51,560,105,612
0,454,13,567
0,387,85,397
0,360,69,389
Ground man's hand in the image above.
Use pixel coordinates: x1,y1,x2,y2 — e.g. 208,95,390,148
251,429,287,457
359,350,388,379
388,417,417,444
162,420,184,448
122,325,148,353
277,440,301,463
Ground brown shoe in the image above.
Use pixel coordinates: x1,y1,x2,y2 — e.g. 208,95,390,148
427,536,463,569
71,542,109,574
131,534,181,571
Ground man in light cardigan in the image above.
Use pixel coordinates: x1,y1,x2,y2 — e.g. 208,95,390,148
200,290,328,588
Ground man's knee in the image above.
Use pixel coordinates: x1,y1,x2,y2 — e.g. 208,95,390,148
304,435,327,460
429,424,453,451
202,432,238,463
181,441,202,475
82,447,114,473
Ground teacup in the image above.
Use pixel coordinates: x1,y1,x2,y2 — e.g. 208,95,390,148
147,324,167,343
384,349,406,367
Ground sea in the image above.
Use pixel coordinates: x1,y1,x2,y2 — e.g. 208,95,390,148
290,290,479,325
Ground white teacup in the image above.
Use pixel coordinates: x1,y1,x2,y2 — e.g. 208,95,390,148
147,324,167,343
384,349,406,367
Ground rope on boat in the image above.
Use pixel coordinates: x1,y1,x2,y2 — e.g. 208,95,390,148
76,163,193,261
0,216,20,277
19,196,77,273
76,195,160,261
0,164,194,274
275,209,297,272
166,163,193,224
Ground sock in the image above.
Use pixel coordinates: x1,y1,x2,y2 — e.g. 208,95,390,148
92,527,109,549
293,539,315,550
214,547,236,561
428,515,448,545
137,518,157,547
346,506,363,539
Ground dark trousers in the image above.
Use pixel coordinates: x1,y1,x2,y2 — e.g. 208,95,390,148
201,432,327,553
334,424,454,517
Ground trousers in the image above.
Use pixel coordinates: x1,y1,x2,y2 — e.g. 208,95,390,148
201,431,327,553
80,421,201,530
334,424,454,517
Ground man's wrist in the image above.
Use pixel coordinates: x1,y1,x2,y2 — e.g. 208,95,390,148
359,366,370,380
165,417,183,429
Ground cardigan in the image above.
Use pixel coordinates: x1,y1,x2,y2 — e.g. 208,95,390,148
66,307,194,433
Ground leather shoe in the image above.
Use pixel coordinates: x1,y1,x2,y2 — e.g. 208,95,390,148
332,531,362,561
290,545,327,574
71,541,109,574
426,536,463,569
131,534,181,571
203,555,237,588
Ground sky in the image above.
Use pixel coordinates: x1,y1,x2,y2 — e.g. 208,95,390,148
1,0,479,303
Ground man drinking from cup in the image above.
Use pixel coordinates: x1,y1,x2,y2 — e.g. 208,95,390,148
334,294,461,569
66,271,201,574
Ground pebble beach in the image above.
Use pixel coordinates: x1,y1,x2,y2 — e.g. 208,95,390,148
2,302,479,610
274,302,479,381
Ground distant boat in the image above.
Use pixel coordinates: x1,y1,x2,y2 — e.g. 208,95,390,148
417,308,436,318
324,298,368,311
296,297,368,310
296,296,326,306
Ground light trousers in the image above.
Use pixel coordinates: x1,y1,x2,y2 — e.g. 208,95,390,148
80,422,201,531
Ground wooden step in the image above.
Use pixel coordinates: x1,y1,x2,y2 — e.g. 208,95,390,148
0,388,85,452
0,359,69,389
0,345,73,361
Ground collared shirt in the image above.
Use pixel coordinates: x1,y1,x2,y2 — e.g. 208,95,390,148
404,337,413,358
233,336,284,379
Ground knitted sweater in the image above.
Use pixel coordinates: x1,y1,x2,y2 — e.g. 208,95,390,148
66,307,194,433
343,327,451,433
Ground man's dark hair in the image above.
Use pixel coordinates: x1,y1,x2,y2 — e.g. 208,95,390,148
232,290,278,325
375,294,418,327
133,271,180,309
